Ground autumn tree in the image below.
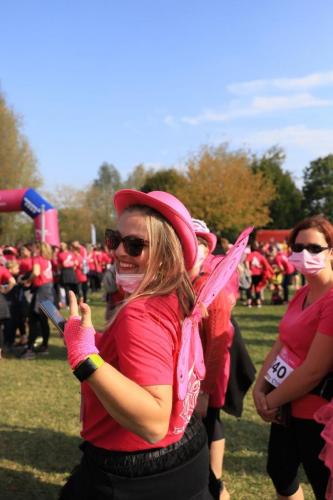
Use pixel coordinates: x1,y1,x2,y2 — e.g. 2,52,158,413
176,145,275,234
251,146,304,228
0,91,42,242
124,164,154,189
140,168,186,194
302,155,333,217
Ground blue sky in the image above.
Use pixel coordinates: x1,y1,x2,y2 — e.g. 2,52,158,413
1,0,333,192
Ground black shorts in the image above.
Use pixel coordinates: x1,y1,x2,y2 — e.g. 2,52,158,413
202,407,224,445
267,418,329,499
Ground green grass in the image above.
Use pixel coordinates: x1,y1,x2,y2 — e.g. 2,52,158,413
0,294,315,499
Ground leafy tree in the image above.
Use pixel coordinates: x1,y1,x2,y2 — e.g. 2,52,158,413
124,164,154,189
176,145,275,233
302,154,333,217
85,163,122,240
140,168,186,193
0,91,42,242
251,146,304,228
46,186,94,243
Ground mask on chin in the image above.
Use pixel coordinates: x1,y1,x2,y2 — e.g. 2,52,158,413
116,272,145,294
288,249,326,275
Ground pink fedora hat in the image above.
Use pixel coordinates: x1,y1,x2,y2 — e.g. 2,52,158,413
192,218,217,253
114,189,198,270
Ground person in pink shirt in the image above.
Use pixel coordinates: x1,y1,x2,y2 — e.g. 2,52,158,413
58,242,79,305
246,241,273,307
275,248,295,304
20,241,54,359
191,218,233,500
71,241,89,303
253,215,333,500
87,245,104,292
59,189,213,500
0,263,16,352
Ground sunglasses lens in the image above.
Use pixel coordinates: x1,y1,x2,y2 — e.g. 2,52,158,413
105,230,121,250
292,244,304,253
308,244,323,254
292,243,326,254
123,237,145,257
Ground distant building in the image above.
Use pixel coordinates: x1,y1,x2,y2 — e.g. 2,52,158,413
256,229,290,244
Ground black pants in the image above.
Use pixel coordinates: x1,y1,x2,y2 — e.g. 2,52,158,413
28,311,50,348
267,418,329,499
79,282,88,303
59,420,213,500
63,283,79,306
282,274,292,303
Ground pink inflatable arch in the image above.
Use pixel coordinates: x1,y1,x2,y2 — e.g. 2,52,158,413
0,188,60,246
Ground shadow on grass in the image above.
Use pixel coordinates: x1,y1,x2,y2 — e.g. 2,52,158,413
235,312,283,323
0,424,82,499
0,466,61,500
223,416,312,492
242,337,276,348
0,424,81,474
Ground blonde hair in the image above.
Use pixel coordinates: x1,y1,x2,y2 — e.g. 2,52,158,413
108,205,195,326
34,241,53,260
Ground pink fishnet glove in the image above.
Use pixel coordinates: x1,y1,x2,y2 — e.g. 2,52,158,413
63,316,99,369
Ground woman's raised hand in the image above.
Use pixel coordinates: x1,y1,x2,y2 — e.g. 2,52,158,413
64,291,99,369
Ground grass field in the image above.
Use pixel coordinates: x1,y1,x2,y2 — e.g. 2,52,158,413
0,294,315,499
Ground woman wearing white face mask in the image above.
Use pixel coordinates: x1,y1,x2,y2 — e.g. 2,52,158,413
59,190,214,500
253,215,333,500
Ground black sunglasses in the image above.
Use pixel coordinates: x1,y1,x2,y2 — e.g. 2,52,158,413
105,229,149,257
291,243,330,254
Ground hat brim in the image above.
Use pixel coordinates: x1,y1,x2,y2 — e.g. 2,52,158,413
195,231,217,253
114,189,197,270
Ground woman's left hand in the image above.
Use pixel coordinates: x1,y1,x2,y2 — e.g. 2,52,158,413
253,389,279,422
63,291,99,369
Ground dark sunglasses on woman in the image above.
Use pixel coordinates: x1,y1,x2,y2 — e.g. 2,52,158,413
291,243,330,254
105,229,149,257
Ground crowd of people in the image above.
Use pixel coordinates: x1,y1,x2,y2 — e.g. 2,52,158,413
2,189,333,500
0,241,112,359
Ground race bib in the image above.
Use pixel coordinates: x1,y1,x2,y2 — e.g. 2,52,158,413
265,346,301,388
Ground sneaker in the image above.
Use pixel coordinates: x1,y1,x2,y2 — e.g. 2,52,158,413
34,345,49,355
20,349,36,360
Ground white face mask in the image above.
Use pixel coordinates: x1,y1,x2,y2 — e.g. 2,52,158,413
116,272,145,294
288,249,326,275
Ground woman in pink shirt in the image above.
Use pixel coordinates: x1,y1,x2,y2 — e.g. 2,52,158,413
253,215,333,500
21,241,54,359
59,190,213,500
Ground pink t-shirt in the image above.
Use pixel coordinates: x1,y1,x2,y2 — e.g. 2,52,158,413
247,251,269,276
58,250,76,269
74,253,88,283
0,265,13,284
81,293,200,451
279,285,333,418
32,256,53,287
275,252,295,275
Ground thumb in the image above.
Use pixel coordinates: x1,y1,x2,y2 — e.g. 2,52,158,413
79,301,93,328
69,291,79,318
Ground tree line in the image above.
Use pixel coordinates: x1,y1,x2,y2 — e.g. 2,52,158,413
0,90,332,244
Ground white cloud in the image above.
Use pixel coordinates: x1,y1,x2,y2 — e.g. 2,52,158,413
247,125,333,156
228,70,333,95
163,115,176,126
181,93,332,125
